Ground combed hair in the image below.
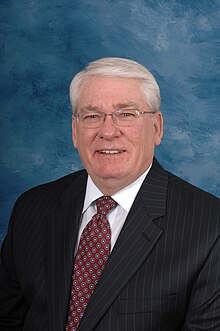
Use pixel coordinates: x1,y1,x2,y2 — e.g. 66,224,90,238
69,57,161,113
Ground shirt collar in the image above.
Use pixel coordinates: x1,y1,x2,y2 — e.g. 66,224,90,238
82,178,103,213
83,164,152,213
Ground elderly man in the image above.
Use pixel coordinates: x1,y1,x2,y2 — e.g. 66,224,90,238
0,57,219,331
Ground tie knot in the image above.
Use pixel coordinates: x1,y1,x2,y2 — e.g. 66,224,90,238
95,196,117,216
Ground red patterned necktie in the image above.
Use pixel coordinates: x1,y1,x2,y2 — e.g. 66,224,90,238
66,196,117,331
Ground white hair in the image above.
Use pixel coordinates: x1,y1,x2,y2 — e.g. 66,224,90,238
69,57,160,113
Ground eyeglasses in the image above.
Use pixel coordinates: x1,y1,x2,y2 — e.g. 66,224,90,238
73,109,157,128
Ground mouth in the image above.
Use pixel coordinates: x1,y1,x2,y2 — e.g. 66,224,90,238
98,149,125,155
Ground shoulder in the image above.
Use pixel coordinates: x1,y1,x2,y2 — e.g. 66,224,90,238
164,168,220,235
152,158,219,215
166,169,219,205
151,160,220,246
151,158,219,203
13,169,88,213
20,169,87,196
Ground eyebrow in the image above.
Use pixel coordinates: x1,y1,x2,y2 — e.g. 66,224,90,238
79,105,100,112
79,102,139,112
114,102,139,109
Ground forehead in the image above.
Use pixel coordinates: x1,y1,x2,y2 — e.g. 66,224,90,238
78,76,146,108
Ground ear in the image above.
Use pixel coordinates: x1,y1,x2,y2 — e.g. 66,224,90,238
72,116,78,148
153,111,163,146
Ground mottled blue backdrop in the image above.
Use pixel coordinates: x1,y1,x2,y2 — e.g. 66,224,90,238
1,0,219,244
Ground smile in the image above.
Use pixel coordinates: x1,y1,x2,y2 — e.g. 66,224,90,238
98,150,124,154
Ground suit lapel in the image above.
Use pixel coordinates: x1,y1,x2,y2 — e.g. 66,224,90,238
78,159,168,331
47,171,87,331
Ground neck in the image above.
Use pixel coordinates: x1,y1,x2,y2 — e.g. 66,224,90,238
90,170,151,196
94,178,126,196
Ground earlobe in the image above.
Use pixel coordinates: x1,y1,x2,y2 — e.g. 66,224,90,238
72,119,78,148
154,112,163,146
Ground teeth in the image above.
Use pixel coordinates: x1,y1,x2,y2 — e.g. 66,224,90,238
99,150,122,154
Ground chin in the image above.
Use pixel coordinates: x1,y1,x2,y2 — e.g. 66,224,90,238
94,169,126,180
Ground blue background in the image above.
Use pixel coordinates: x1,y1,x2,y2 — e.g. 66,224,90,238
1,0,220,244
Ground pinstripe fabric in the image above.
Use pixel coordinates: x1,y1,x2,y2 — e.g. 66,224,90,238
0,158,220,331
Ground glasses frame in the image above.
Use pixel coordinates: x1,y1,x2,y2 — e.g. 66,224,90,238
73,108,157,128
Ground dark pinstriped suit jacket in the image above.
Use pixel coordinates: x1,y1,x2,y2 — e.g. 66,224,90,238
0,159,220,330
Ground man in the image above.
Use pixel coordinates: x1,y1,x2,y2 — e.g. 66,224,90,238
0,57,219,331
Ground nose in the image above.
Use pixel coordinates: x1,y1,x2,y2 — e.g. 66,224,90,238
98,114,121,139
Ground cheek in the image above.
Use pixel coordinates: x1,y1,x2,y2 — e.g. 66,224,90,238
126,128,140,141
136,133,154,156
127,127,150,147
74,130,97,152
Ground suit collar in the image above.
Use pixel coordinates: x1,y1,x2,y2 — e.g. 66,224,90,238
47,159,168,330
139,157,168,218
47,171,88,330
78,158,168,331
59,169,88,206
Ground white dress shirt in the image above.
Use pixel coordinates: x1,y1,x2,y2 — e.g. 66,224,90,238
75,165,152,254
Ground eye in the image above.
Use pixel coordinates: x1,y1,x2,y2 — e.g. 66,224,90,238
82,112,101,122
117,109,137,120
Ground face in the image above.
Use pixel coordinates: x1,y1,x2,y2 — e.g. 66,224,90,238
72,76,163,195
